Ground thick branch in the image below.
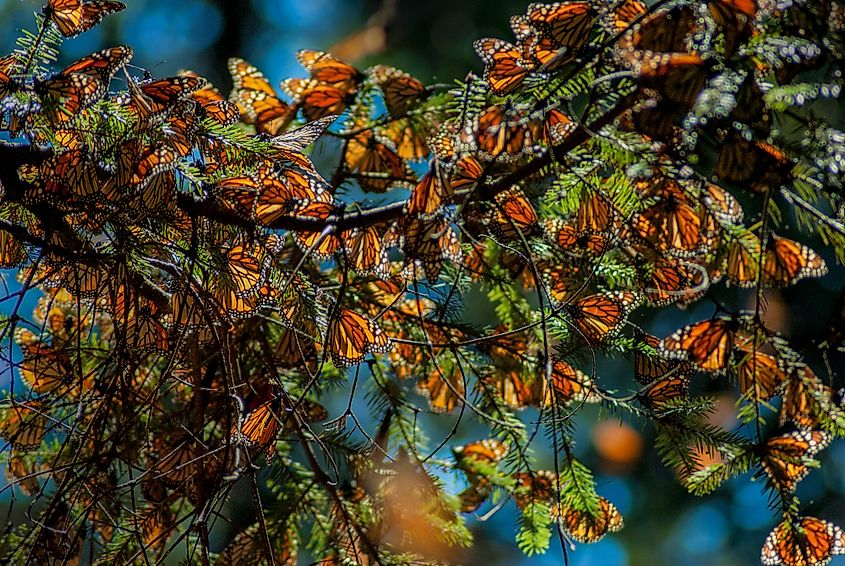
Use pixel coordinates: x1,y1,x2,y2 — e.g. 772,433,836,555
0,101,625,238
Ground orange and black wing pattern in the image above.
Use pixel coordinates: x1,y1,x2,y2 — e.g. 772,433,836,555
564,291,639,344
228,57,292,135
45,0,125,37
660,317,738,374
759,430,829,492
763,235,828,287
454,439,508,512
558,496,624,544
761,516,845,566
474,38,532,95
368,64,427,117
327,308,391,367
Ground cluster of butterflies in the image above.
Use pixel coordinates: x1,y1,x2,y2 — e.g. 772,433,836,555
453,439,623,544
0,0,842,563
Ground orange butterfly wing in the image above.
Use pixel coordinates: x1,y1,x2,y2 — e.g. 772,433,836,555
660,318,737,373
761,517,845,566
328,309,391,367
474,38,532,94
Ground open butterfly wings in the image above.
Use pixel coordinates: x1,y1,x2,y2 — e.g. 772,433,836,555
45,0,126,38
474,2,595,93
659,317,738,374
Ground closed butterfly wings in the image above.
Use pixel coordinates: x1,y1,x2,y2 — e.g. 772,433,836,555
327,308,391,367
563,291,640,344
759,430,830,493
454,439,508,512
228,57,293,135
761,517,845,566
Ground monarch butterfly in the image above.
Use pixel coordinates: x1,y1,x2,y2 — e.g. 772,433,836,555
460,103,541,160
265,116,335,173
233,396,327,457
761,516,845,566
227,57,293,135
779,365,831,431
44,0,125,37
222,243,265,297
327,308,391,367
474,37,533,94
563,291,640,344
547,219,610,257
376,117,431,161
614,2,700,73
714,136,792,191
60,46,129,90
211,277,259,319
24,149,101,202
274,326,318,372
122,76,205,129
407,167,452,217
512,470,558,510
34,72,101,124
417,362,465,413
0,224,27,269
609,0,647,33
557,496,624,543
637,370,691,410
345,128,414,193
178,70,239,126
763,235,828,287
401,215,463,280
575,191,622,238
630,177,715,257
252,164,330,226
509,15,565,70
660,317,739,374
486,365,536,409
449,154,484,191
15,328,73,393
725,233,761,288
758,430,829,492
130,144,178,191
544,107,576,145
7,452,41,496
111,285,170,353
339,225,390,278
368,65,427,118
633,332,691,384
160,103,198,157
491,186,539,240
526,1,594,63
703,182,744,224
0,54,19,100
296,49,362,92
0,403,47,451
282,78,355,121
734,338,788,401
639,256,706,307
454,439,508,512
292,201,343,257
57,45,131,100
543,359,599,406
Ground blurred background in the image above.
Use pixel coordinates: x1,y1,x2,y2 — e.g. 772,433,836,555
1,0,845,563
